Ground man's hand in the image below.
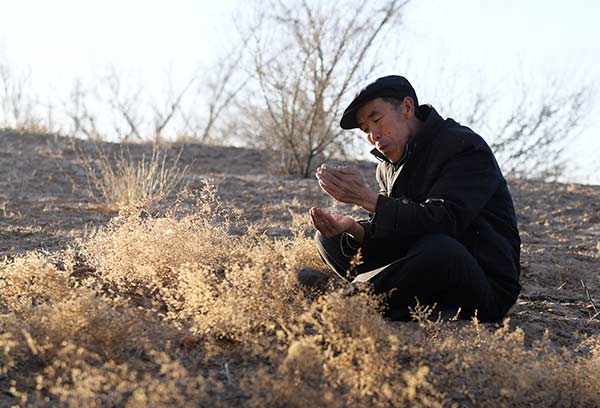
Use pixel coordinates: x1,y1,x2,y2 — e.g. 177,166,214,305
315,165,378,213
309,207,365,243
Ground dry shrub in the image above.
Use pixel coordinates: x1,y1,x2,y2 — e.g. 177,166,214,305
78,142,189,210
79,183,240,297
2,181,600,407
28,346,220,408
170,222,324,346
0,254,176,359
418,319,600,407
9,293,172,361
80,181,321,353
245,291,443,408
0,253,71,314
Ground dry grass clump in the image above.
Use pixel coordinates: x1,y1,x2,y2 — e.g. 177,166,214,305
79,182,321,351
413,316,600,407
0,254,203,406
2,181,600,406
79,187,240,299
78,142,189,210
245,292,443,408
24,346,221,407
0,254,71,314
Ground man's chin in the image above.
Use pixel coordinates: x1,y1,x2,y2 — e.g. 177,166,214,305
379,149,399,163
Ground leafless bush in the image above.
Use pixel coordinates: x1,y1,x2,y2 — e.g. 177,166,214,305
236,0,408,177
430,69,595,181
62,61,245,144
0,58,47,133
177,42,250,145
63,78,103,140
488,79,592,180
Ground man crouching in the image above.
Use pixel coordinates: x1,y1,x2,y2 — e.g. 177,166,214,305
308,75,521,322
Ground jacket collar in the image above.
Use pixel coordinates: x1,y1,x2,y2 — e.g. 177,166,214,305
369,104,444,167
369,145,411,169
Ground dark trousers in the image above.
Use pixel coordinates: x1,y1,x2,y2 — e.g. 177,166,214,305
315,232,505,322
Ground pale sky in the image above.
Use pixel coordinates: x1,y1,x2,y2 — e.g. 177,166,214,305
1,0,599,182
0,0,237,95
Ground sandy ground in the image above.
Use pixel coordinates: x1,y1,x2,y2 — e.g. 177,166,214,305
1,130,599,348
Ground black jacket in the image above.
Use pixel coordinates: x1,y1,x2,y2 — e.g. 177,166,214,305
360,105,521,310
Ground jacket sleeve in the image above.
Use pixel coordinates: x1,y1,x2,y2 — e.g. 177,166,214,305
362,144,500,242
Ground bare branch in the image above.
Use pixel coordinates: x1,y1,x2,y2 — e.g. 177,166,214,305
240,0,408,176
103,67,144,141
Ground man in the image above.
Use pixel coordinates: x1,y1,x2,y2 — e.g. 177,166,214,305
308,75,521,322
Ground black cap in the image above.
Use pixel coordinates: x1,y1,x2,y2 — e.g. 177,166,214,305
339,75,418,129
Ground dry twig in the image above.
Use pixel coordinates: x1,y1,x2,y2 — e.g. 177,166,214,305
581,279,600,320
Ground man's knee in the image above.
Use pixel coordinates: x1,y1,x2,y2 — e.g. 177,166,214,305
374,233,482,297
405,234,500,318
314,230,328,248
314,231,340,259
314,231,353,279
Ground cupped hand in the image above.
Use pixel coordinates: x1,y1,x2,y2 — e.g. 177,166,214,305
315,165,377,212
309,207,357,238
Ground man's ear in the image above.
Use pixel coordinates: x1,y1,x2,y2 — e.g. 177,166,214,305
402,96,415,118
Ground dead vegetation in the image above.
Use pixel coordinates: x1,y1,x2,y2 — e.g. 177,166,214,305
75,142,190,211
2,171,600,407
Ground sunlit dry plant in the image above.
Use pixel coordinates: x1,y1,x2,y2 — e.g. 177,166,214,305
2,180,600,407
0,253,71,314
77,142,189,210
79,181,322,351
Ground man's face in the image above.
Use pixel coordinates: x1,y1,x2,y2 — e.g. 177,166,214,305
356,97,412,163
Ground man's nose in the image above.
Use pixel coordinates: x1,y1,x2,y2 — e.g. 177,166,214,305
370,131,381,141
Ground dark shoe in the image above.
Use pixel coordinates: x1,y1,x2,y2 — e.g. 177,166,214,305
294,268,330,291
